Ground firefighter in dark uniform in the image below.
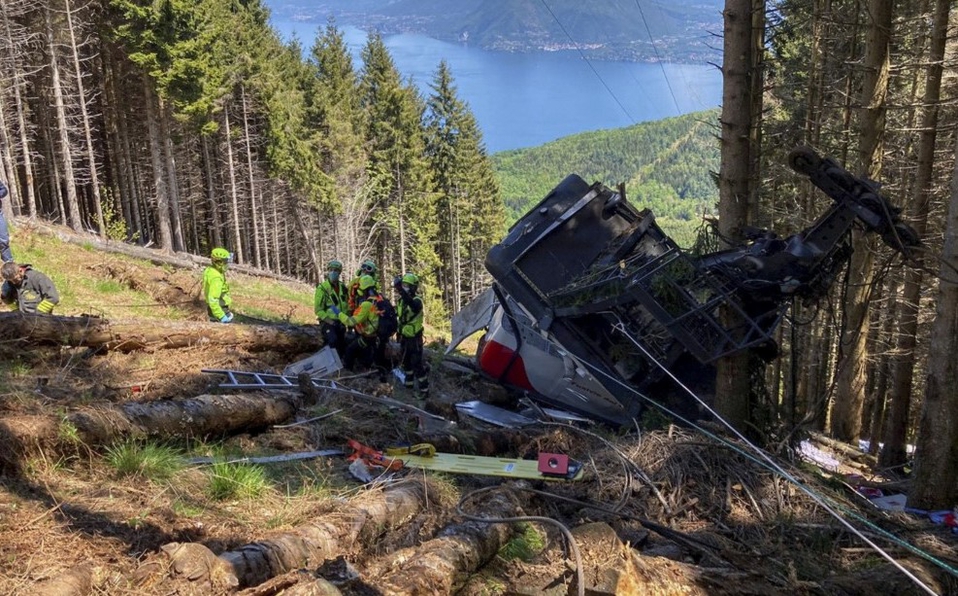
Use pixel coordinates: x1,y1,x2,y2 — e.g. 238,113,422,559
1,261,59,314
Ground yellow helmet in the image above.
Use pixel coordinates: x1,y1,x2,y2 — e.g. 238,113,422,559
211,247,230,261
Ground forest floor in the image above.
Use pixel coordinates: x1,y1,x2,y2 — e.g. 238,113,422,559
0,219,956,596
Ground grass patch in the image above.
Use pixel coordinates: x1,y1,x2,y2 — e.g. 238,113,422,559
105,440,184,481
171,499,205,517
57,418,82,446
206,463,271,501
94,279,126,293
498,522,546,562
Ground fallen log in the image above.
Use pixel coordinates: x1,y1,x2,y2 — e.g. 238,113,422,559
237,571,343,596
361,488,524,595
0,311,324,353
148,481,428,591
0,393,299,472
23,216,307,284
32,563,100,596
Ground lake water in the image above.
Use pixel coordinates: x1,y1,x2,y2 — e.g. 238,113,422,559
272,20,723,153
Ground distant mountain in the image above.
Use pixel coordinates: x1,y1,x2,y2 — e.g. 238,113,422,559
266,0,723,62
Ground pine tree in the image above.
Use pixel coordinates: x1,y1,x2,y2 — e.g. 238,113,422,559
360,34,440,295
307,20,369,273
424,60,504,314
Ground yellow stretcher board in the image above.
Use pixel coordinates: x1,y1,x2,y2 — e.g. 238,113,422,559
386,452,584,481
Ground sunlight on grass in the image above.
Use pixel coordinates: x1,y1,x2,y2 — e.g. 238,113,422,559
206,463,271,501
57,418,82,446
105,440,184,481
0,359,31,391
94,279,125,293
171,499,205,517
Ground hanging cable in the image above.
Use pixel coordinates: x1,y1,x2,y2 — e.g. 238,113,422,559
633,0,681,113
537,0,636,123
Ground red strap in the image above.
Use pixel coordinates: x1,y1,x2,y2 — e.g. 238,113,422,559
347,439,403,471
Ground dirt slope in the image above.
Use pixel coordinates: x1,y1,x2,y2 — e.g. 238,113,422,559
0,220,955,596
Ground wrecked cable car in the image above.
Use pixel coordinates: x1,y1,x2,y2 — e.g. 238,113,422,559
449,147,920,426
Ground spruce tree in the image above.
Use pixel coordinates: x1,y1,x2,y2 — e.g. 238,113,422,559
359,33,440,305
424,61,504,313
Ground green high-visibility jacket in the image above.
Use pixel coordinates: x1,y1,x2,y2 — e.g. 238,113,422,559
339,296,379,337
202,264,232,320
314,278,348,322
398,294,424,338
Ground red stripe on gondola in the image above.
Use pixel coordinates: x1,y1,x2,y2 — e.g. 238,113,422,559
478,340,533,391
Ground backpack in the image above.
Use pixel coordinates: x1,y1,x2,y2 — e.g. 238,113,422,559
374,295,399,338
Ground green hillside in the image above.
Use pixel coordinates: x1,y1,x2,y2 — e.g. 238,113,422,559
492,109,720,244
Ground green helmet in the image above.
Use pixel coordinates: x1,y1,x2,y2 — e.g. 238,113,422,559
358,274,377,291
402,273,419,286
327,259,343,272
211,247,230,261
359,259,377,275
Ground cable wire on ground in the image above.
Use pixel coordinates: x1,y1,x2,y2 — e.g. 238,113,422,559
458,484,585,596
571,315,950,595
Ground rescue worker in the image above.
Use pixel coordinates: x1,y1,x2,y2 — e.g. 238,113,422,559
203,247,233,323
338,274,380,371
0,180,13,262
1,261,59,314
314,259,349,357
394,272,429,395
347,259,377,311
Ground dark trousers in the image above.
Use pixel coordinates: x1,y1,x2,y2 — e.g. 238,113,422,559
400,333,429,393
321,321,347,358
343,334,376,371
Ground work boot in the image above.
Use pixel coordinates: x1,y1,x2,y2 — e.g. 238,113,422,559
403,369,414,389
416,378,430,397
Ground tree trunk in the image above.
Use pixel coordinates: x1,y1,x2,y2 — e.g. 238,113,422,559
905,0,956,510
64,0,105,235
224,106,245,262
202,133,224,248
877,0,946,471
715,0,761,431
152,482,427,590
144,76,174,251
0,311,324,353
363,488,522,595
159,100,185,252
0,392,299,472
241,84,263,268
1,4,38,218
829,0,891,442
45,5,82,231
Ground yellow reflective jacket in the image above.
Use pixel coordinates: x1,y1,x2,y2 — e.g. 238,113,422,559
202,264,232,320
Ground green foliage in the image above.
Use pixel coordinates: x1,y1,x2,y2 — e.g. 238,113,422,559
102,200,137,243
493,110,720,227
498,522,546,561
57,418,82,446
105,440,184,481
206,462,270,500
